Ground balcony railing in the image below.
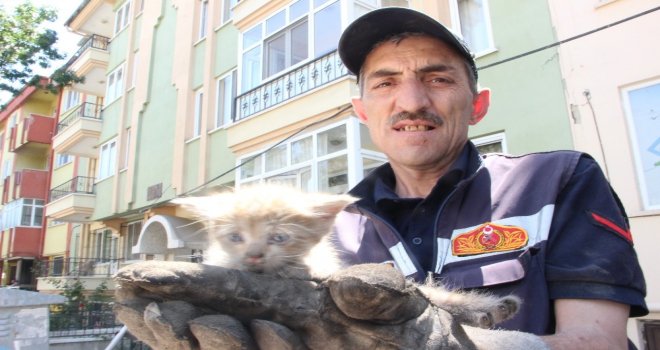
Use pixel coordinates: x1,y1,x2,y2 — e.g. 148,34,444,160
37,257,125,278
56,102,103,134
49,176,96,202
235,49,349,121
63,34,110,68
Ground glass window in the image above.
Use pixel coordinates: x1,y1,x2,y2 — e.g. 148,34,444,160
291,136,312,164
456,0,494,54
199,0,209,39
471,132,506,154
242,46,261,91
313,1,341,57
20,199,44,227
362,157,385,177
243,26,262,50
265,167,312,191
55,154,72,167
319,155,348,194
240,155,262,179
114,1,132,35
266,10,286,36
62,90,80,111
290,0,308,21
624,81,660,209
98,139,118,180
265,144,288,172
216,70,237,128
221,0,238,24
106,65,125,104
317,124,346,156
264,21,308,78
125,221,142,260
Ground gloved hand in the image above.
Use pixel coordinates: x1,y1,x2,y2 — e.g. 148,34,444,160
114,261,549,350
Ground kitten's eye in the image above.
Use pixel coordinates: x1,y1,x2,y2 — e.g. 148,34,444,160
227,233,243,243
268,233,289,244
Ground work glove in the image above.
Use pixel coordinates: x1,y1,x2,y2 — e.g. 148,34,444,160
114,261,548,350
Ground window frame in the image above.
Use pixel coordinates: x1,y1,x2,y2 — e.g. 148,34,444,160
98,138,118,181
114,1,132,35
214,69,237,129
198,0,209,40
471,132,507,154
621,79,660,211
220,0,238,25
192,89,204,138
105,64,125,105
449,0,496,57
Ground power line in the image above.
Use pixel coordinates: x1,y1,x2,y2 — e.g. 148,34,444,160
180,104,353,197
478,5,660,71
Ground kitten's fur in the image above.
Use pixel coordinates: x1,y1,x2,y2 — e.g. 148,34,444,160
175,184,519,328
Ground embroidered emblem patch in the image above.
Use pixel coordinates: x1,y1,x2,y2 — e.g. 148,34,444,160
452,223,529,256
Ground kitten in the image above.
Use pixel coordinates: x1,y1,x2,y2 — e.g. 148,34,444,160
174,184,354,280
175,184,519,328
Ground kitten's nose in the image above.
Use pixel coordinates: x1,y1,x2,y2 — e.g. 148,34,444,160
246,253,264,265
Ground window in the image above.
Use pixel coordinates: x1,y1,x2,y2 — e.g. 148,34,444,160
93,229,117,262
198,0,209,39
193,89,204,138
62,90,80,112
122,128,131,169
623,80,660,210
55,153,72,168
215,70,237,128
221,0,238,24
114,1,132,35
2,159,12,179
98,139,117,180
124,221,142,260
0,199,44,229
237,119,386,193
472,132,506,154
240,0,341,92
106,65,125,104
451,0,495,55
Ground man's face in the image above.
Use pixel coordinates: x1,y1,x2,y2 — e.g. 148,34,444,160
352,35,489,173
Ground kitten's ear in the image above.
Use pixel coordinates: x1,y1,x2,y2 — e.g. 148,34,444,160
311,194,357,219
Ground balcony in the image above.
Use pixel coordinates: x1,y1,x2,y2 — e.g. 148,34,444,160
45,176,96,222
15,169,49,201
67,35,110,96
52,103,103,158
36,258,130,293
9,114,54,154
235,50,349,121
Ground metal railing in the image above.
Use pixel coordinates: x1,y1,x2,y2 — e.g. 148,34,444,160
37,258,126,278
49,302,119,338
64,34,110,68
49,176,96,202
235,49,349,121
56,102,103,134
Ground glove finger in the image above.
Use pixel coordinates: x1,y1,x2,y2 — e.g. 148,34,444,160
190,315,258,350
113,300,160,348
250,319,309,350
325,263,427,324
143,301,203,350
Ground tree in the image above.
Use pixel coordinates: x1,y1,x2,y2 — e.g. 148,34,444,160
0,2,64,94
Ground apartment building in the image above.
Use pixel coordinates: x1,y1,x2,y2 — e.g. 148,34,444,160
548,0,660,347
0,78,56,289
34,0,575,289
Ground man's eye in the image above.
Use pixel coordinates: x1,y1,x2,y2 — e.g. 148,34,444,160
373,81,392,89
430,77,452,84
227,233,243,243
268,233,289,244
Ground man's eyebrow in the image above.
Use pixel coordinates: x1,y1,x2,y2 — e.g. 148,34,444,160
365,69,400,81
419,64,456,74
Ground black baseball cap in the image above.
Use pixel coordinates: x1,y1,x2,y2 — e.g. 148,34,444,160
338,7,477,81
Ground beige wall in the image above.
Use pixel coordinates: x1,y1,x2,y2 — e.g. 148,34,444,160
548,0,660,345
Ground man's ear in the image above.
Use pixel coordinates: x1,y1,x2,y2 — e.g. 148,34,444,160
352,97,368,122
469,89,490,125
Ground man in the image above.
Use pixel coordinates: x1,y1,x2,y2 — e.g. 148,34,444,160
114,7,647,350
333,7,647,349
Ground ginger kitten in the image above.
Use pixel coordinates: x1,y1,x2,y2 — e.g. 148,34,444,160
174,184,355,280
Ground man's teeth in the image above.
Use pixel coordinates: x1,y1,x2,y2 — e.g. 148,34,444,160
400,125,431,131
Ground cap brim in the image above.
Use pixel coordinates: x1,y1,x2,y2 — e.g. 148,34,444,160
338,7,476,79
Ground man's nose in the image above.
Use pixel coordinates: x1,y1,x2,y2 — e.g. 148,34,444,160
394,79,432,113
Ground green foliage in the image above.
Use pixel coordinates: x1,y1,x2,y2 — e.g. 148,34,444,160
0,2,65,95
48,278,115,331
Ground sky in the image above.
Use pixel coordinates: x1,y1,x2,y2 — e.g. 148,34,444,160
1,0,83,104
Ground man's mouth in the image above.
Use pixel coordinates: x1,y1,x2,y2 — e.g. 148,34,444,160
396,125,434,132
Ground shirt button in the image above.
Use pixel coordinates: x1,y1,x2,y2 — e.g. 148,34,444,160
412,237,423,245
